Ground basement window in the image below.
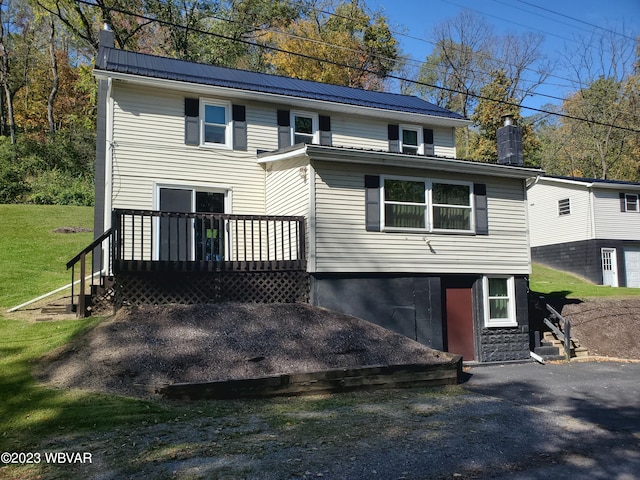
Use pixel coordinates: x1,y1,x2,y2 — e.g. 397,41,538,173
558,198,571,216
483,276,517,327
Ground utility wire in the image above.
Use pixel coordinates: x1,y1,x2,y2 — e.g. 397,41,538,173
517,0,637,42
74,0,640,133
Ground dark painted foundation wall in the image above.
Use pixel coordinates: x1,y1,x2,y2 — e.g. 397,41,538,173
532,239,639,287
310,273,529,362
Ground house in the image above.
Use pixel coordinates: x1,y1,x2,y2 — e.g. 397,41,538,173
72,28,542,363
528,175,640,288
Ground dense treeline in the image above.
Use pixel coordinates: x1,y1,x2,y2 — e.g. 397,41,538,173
0,0,638,206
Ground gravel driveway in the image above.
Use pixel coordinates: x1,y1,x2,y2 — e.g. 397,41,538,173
19,362,640,480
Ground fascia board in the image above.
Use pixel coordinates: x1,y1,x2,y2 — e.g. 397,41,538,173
93,69,471,128
540,176,640,191
305,145,541,179
259,145,542,180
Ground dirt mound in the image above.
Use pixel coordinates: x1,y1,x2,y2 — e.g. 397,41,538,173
36,303,455,399
559,298,640,360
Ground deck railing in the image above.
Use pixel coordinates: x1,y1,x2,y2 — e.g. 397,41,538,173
111,209,306,272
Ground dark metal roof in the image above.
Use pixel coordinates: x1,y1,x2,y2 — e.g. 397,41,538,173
95,47,467,120
544,175,640,187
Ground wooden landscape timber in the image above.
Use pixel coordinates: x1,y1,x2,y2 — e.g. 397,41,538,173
159,359,463,400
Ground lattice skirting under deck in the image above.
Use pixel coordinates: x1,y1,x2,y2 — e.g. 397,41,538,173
113,271,310,308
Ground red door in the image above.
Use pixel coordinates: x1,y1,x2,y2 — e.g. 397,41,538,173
444,278,475,361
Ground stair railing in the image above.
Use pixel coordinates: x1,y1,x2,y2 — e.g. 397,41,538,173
66,228,113,318
542,303,572,359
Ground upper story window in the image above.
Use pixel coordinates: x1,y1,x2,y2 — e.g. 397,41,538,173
382,177,473,233
483,276,517,327
625,193,639,212
400,125,423,154
292,111,319,145
200,99,232,148
558,198,571,216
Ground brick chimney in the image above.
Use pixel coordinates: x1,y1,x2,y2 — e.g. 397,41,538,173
99,23,115,49
497,114,523,166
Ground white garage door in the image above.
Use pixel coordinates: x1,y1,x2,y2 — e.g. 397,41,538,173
625,248,640,288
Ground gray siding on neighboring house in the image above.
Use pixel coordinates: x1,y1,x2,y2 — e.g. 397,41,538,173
593,189,640,240
310,160,531,275
532,239,640,287
527,181,593,247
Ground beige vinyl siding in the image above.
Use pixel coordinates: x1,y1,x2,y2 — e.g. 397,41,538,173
593,189,640,240
110,83,265,214
433,127,456,157
331,115,389,151
312,161,530,275
265,157,311,267
527,182,593,247
265,157,310,217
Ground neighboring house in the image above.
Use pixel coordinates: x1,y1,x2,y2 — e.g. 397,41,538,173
528,175,640,288
74,29,542,363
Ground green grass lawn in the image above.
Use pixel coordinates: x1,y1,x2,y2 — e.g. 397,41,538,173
0,204,94,309
530,262,640,299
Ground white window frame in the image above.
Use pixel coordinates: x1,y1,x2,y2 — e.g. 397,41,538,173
380,176,475,233
200,99,232,149
430,181,474,233
625,193,639,212
558,198,571,216
483,275,517,327
399,124,423,155
291,110,319,145
381,176,429,231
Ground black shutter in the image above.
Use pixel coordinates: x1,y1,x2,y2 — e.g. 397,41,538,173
424,128,434,156
388,124,400,153
319,115,332,146
620,192,627,212
232,104,247,151
474,183,488,235
277,109,291,149
365,175,381,232
184,98,199,145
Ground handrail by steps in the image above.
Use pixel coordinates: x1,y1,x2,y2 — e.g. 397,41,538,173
66,228,113,270
543,303,572,359
66,228,113,318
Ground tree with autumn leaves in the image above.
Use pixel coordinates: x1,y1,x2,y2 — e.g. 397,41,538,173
0,0,637,206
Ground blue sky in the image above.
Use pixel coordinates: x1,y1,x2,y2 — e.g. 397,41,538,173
372,0,640,113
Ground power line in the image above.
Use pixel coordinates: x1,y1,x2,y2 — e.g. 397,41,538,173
73,0,640,133
517,0,637,42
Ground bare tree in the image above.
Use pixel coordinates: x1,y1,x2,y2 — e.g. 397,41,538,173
47,14,58,135
0,0,17,143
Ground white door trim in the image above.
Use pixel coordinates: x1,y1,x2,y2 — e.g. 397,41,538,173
601,247,618,287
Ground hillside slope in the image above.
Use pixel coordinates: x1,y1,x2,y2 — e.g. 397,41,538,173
560,298,640,360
